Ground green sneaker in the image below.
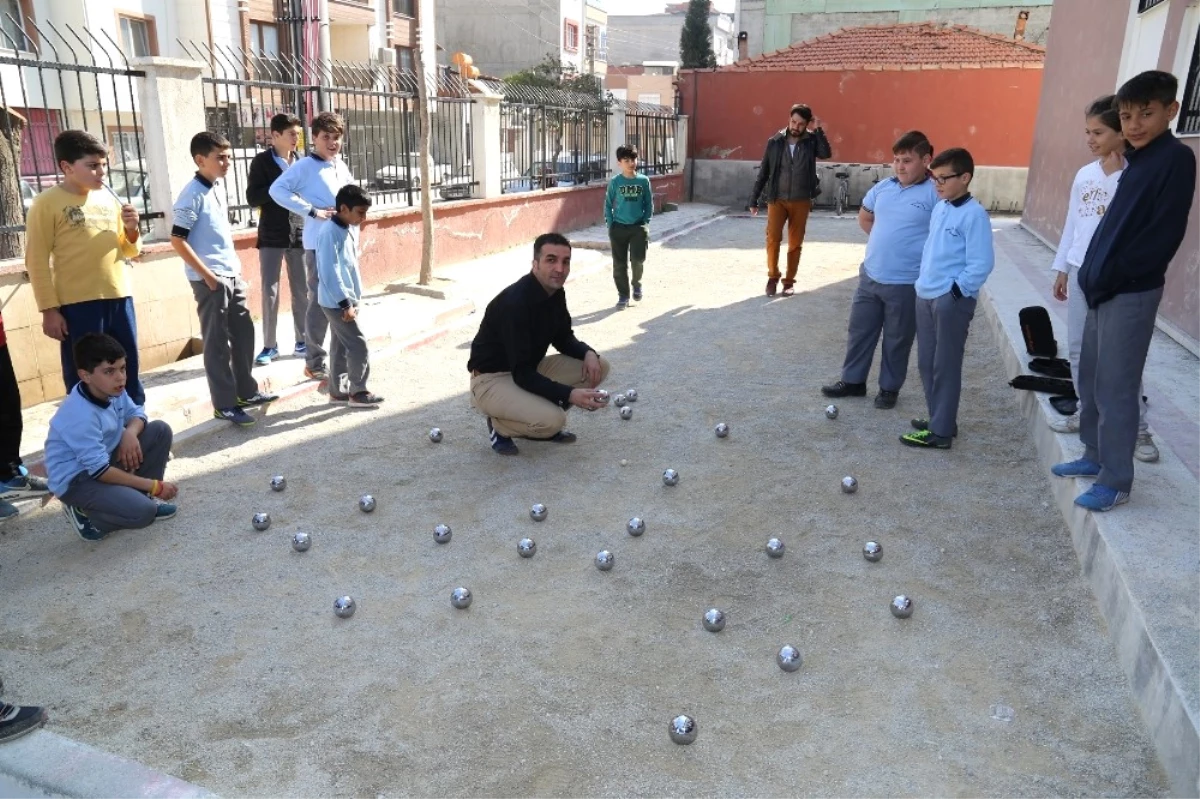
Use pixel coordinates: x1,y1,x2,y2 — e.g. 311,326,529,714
900,428,952,449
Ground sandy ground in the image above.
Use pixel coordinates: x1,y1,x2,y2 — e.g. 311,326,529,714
0,216,1167,796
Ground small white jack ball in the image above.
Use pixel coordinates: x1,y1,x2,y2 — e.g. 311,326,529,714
429,428,443,443
620,459,629,467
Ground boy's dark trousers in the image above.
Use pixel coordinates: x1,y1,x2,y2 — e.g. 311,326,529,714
915,292,976,438
258,247,307,350
609,222,648,298
59,297,144,406
189,276,259,409
302,250,329,372
841,267,917,392
58,420,172,533
321,306,370,395
1077,287,1162,493
0,343,23,481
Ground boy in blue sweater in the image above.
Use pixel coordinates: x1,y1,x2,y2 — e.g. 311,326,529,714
604,144,654,309
1052,71,1197,511
45,334,177,541
317,185,383,409
269,112,356,382
900,147,994,450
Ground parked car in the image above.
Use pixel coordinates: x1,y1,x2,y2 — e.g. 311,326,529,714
373,153,449,191
437,166,474,201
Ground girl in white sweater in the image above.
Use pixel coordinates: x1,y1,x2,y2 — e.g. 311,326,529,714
1049,95,1158,463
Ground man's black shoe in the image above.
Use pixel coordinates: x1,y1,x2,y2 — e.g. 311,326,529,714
0,702,47,743
910,419,958,438
874,390,899,409
546,430,577,443
821,381,867,398
487,418,519,456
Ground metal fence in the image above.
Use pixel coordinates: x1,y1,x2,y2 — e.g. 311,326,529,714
1179,29,1200,136
621,100,679,176
184,41,475,226
0,17,156,256
487,81,610,194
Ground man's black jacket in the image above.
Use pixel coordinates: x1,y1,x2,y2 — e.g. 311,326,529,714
246,149,304,249
750,127,832,207
468,273,595,408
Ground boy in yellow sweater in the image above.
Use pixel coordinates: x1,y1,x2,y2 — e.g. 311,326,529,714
25,131,145,404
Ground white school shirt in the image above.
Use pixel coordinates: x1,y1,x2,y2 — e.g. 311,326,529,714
1051,159,1124,273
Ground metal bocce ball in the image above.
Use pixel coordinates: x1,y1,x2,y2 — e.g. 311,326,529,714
517,538,537,558
669,715,697,745
359,494,377,513
890,595,914,619
766,538,785,558
625,389,638,402
333,596,356,618
292,532,311,552
596,389,610,404
841,476,859,494
530,503,548,522
777,645,803,672
620,406,633,421
595,550,614,571
613,393,628,407
270,475,287,492
451,587,472,609
825,404,839,420
715,422,729,438
703,608,726,632
429,428,443,443
663,469,679,486
434,524,452,544
627,517,645,537
863,541,883,562
252,512,271,531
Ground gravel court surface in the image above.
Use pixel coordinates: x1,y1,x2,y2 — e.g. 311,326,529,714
0,215,1167,796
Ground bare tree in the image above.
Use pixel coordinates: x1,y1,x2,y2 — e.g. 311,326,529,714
414,29,435,286
0,107,27,260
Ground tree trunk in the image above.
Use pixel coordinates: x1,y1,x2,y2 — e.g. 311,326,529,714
414,29,435,286
0,107,27,261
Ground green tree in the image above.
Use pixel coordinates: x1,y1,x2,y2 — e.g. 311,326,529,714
504,53,602,97
679,0,717,69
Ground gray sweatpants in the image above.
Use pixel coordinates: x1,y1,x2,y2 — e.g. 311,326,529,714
258,247,307,350
1078,287,1162,493
915,291,976,439
191,277,259,409
321,306,371,395
58,420,173,534
303,250,329,372
840,268,917,392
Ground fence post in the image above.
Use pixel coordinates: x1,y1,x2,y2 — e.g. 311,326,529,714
607,106,626,178
674,114,689,174
469,92,502,199
132,57,207,241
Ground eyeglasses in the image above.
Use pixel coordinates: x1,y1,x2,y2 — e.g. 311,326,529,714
930,172,963,186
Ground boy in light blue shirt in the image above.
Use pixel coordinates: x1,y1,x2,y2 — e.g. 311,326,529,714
316,184,383,409
901,147,994,449
822,131,937,409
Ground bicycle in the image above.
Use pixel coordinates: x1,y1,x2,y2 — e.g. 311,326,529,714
821,163,859,217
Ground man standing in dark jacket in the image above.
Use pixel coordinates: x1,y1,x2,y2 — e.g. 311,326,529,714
246,113,307,366
750,103,832,296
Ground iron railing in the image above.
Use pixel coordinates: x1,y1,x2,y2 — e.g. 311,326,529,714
0,17,157,255
1179,27,1200,136
622,100,679,176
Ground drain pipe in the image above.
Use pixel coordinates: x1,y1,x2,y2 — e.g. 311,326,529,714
687,71,697,202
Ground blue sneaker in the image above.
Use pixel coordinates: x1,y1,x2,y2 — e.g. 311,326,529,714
214,407,256,427
616,296,629,310
1051,458,1101,478
62,503,106,541
487,418,518,456
1,465,50,500
153,501,177,521
254,347,279,366
237,391,279,407
294,342,308,356
633,287,643,301
1074,485,1129,512
0,500,17,521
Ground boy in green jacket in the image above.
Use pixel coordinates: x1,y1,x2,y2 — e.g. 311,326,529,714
604,145,653,309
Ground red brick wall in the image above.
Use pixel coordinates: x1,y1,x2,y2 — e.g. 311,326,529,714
679,67,1043,167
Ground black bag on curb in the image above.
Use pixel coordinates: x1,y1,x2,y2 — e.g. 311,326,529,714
1029,357,1072,380
1049,395,1079,416
1010,375,1076,397
1020,306,1058,357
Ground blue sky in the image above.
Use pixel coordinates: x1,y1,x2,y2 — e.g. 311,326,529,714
604,0,736,14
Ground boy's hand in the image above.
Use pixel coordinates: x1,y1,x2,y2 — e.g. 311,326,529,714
117,429,144,471
202,273,219,291
41,309,68,341
1052,272,1068,302
120,204,140,232
157,481,179,501
342,305,357,322
312,208,334,221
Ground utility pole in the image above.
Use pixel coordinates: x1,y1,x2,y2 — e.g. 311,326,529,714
414,27,435,286
317,0,333,111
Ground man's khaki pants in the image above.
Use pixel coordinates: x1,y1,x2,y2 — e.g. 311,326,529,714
765,199,813,282
471,354,611,439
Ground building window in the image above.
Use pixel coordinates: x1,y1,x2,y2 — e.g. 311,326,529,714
396,46,414,73
392,0,415,16
250,22,280,60
640,92,661,106
1179,29,1200,135
0,0,28,50
1136,0,1167,12
118,14,156,58
598,29,607,61
564,20,580,53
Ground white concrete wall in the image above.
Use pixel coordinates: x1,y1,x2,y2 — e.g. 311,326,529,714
435,0,562,77
607,12,736,66
1117,0,1200,92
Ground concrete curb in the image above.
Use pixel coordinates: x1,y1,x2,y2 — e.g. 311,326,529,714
569,207,728,251
979,282,1199,799
0,729,216,798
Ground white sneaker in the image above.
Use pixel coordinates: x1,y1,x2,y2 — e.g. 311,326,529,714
1134,432,1160,463
1049,412,1079,434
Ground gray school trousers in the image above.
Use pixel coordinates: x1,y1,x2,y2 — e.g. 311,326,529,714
58,420,173,534
190,277,259,410
258,247,307,350
1078,287,1162,493
303,250,329,373
915,291,976,439
321,306,371,395
840,268,917,392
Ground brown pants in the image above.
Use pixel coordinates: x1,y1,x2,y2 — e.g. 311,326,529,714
765,199,812,282
470,354,612,439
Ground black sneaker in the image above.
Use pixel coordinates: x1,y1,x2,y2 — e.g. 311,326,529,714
488,418,519,456
910,419,958,437
348,391,384,409
1,465,50,500
214,407,256,427
0,702,47,743
329,391,350,404
900,429,952,449
821,381,867,398
237,391,279,407
62,503,106,541
632,287,643,301
546,430,577,443
874,390,899,409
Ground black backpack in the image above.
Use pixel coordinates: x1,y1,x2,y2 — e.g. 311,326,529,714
1019,306,1058,357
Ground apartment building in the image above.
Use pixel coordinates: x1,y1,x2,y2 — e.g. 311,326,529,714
607,4,736,67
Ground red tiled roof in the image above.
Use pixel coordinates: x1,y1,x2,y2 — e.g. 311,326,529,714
722,23,1045,72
